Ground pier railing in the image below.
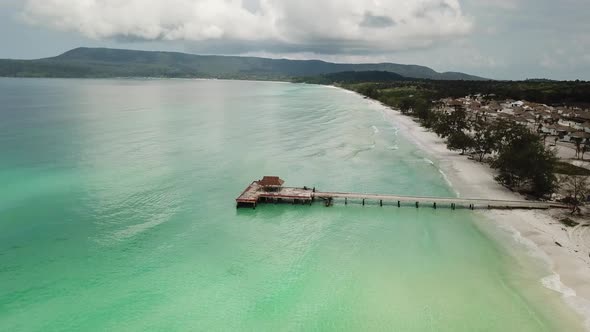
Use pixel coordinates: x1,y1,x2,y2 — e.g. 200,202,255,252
313,191,567,210
236,180,568,210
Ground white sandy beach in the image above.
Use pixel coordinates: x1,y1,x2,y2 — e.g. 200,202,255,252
361,96,590,329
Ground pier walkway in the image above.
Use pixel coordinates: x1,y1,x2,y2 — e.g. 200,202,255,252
313,191,567,210
236,177,568,210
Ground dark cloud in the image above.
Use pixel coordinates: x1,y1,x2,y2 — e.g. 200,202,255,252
360,12,396,28
413,2,455,18
242,0,262,13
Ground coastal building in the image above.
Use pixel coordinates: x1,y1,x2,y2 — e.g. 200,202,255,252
574,112,590,123
541,124,571,137
514,117,528,126
439,95,590,155
258,176,285,192
500,107,515,115
235,177,313,208
568,131,590,144
559,118,579,128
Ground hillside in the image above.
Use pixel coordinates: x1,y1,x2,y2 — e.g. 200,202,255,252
0,47,486,81
294,71,411,84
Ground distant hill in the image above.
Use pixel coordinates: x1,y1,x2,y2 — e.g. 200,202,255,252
295,71,411,84
0,47,487,81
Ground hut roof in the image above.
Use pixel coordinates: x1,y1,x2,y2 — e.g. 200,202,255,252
258,176,285,187
546,124,571,132
571,131,590,139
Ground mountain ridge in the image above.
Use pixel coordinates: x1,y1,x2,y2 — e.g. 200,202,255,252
0,47,488,81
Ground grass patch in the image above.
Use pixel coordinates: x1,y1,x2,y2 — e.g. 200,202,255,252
554,162,590,176
560,217,579,227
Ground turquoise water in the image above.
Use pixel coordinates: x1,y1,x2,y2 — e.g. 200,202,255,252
0,78,583,331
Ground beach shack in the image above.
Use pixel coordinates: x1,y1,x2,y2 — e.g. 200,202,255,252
257,176,285,192
236,176,314,208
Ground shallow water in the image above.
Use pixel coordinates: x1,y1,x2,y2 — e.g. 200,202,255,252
0,78,583,331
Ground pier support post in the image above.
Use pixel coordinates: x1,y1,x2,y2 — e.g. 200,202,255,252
362,199,365,206
398,201,401,208
416,202,419,209
380,200,383,207
345,198,347,205
451,203,455,210
433,202,437,209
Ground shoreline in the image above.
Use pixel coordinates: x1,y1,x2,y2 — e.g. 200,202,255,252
351,89,590,330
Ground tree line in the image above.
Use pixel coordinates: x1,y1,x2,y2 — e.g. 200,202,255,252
348,85,590,212
420,104,557,197
344,78,590,108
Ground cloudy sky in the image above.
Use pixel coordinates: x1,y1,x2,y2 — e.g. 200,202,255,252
0,0,588,80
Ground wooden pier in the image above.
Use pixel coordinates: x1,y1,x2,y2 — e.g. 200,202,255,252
236,177,569,210
236,177,314,209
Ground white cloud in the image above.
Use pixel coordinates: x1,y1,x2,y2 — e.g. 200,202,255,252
242,45,499,69
20,0,472,53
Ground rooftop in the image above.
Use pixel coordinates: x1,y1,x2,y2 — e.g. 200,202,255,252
257,176,285,187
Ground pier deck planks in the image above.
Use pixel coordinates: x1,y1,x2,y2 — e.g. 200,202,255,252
236,181,568,210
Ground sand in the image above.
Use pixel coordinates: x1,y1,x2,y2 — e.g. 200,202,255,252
368,99,590,330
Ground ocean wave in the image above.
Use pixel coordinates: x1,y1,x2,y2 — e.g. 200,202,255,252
496,221,590,329
110,210,174,241
346,144,376,159
541,274,576,297
371,125,380,134
401,159,437,164
438,169,459,197
540,273,590,330
500,224,554,265
304,150,327,158
541,272,590,330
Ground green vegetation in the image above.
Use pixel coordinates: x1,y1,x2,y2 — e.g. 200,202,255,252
336,75,590,107
0,47,485,81
294,71,409,84
559,175,590,214
434,112,558,197
322,74,590,198
555,162,590,176
559,217,579,227
491,128,558,196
